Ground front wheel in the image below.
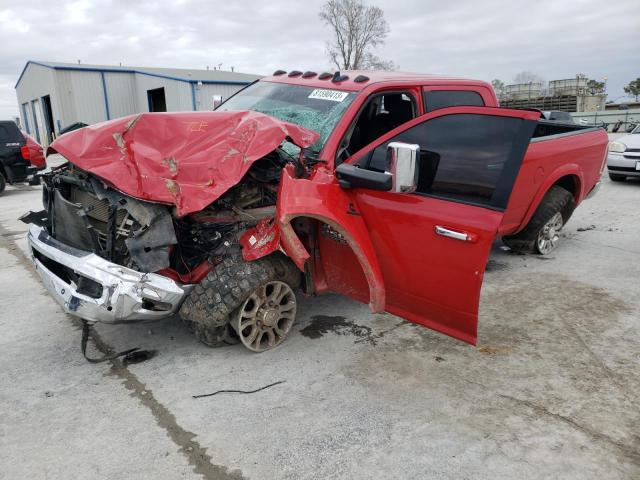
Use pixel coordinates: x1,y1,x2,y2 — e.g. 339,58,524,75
179,249,300,352
231,280,297,352
503,185,574,255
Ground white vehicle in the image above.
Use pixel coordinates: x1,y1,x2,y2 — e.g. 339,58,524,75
608,124,640,181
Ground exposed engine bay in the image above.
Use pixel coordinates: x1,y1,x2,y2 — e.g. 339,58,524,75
34,150,289,281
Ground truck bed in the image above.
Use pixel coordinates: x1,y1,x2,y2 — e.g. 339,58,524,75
499,122,608,235
531,120,596,139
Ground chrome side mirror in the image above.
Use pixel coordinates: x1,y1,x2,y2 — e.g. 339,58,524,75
386,142,419,193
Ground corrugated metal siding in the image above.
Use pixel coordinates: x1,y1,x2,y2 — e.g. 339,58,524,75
55,70,106,125
195,84,247,111
15,62,256,135
15,63,58,138
134,75,192,112
104,72,137,119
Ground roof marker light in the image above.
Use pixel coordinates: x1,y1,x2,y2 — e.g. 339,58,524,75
318,72,332,80
273,70,287,76
332,71,349,82
302,71,317,78
354,75,369,83
288,70,303,77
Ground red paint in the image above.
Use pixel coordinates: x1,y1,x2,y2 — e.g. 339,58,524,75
54,73,607,347
240,218,281,262
47,111,319,216
21,132,46,169
157,260,212,284
499,128,607,235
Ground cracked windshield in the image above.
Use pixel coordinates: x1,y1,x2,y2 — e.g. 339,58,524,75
218,81,356,155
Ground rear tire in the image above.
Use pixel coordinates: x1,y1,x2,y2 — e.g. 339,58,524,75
502,185,574,255
608,173,626,182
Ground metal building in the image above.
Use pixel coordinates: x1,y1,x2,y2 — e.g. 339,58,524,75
15,61,262,146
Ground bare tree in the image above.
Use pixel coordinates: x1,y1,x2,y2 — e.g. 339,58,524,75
624,78,640,101
586,79,605,94
491,79,505,98
319,0,394,71
513,70,545,86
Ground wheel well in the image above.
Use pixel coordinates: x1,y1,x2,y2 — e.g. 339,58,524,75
289,216,373,304
553,175,580,201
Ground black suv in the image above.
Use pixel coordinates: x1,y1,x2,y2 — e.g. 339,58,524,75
0,120,45,195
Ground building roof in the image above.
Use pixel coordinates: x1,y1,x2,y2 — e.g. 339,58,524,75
16,60,262,89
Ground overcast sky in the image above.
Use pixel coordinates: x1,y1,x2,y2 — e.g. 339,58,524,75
1,0,638,119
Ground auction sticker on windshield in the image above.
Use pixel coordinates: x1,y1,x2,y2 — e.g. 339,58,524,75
308,89,349,102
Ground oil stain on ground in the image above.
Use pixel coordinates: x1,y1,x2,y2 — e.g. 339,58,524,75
300,315,381,345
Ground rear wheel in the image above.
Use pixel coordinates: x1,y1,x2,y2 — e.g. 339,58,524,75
503,185,574,255
608,173,626,182
535,211,563,255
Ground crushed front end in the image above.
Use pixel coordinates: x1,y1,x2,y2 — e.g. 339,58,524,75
25,163,190,322
23,156,284,324
19,110,320,356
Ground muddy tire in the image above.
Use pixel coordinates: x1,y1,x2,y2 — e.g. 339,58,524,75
608,173,626,182
179,247,300,349
502,185,575,255
189,322,238,347
0,174,5,196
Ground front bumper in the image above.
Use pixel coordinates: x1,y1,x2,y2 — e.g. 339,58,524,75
607,153,640,177
27,225,192,323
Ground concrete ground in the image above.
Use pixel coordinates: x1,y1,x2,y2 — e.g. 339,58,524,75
0,162,638,479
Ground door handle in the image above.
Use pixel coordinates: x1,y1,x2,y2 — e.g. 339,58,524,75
435,225,477,242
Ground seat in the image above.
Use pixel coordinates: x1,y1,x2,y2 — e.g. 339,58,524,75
365,94,414,144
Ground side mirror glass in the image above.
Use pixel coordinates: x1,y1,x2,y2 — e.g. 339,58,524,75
386,142,420,193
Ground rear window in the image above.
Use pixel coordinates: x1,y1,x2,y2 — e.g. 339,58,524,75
424,90,484,112
0,122,22,142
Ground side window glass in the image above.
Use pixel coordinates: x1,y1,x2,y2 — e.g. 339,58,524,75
340,92,416,161
367,114,525,207
424,90,484,112
0,125,10,142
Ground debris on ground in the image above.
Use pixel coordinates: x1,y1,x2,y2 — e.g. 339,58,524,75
193,380,285,399
577,224,596,232
478,346,513,355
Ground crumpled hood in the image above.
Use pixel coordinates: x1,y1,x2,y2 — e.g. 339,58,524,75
48,111,319,216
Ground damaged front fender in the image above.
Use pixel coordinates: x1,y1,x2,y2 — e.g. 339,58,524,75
241,166,385,313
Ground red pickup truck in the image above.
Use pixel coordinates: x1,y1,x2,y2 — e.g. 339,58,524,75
22,71,607,352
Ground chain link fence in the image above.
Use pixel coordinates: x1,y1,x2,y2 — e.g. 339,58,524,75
570,109,640,133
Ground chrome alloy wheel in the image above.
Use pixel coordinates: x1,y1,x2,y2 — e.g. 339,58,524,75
536,212,563,254
232,281,297,352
